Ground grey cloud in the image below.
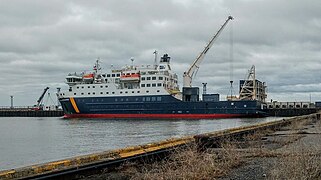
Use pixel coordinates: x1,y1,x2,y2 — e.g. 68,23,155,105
1,0,321,105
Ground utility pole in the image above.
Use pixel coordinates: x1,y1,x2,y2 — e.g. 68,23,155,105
10,95,14,109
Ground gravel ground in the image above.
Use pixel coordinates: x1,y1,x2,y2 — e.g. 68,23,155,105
219,117,321,180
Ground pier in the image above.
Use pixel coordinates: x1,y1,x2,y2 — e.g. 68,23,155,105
266,108,317,117
265,101,320,116
0,113,319,179
0,107,63,117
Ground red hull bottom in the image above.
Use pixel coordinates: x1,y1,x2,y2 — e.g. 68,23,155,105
63,113,255,119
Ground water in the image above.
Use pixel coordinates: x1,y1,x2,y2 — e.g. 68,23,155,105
0,116,281,171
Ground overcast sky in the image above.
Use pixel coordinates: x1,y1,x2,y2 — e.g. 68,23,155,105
0,0,321,106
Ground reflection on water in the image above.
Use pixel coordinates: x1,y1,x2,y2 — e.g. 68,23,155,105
0,116,281,170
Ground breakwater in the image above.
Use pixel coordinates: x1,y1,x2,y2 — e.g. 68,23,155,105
0,110,63,117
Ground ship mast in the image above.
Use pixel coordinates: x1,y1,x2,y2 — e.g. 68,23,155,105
153,50,158,69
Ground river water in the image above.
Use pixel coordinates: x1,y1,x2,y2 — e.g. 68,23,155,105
0,116,282,171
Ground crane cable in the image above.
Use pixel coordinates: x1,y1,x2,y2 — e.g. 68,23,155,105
229,19,235,98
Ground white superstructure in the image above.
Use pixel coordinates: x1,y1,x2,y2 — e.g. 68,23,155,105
57,54,181,99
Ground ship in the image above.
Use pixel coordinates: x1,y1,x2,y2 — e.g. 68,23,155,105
57,16,267,119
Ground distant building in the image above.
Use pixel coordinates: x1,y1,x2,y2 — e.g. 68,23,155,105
239,79,267,102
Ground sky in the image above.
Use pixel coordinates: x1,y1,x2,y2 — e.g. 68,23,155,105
0,0,321,106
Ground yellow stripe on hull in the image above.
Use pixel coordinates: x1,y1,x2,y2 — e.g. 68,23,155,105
70,97,80,113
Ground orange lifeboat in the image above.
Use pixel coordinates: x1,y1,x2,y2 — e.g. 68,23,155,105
83,73,94,81
120,72,140,81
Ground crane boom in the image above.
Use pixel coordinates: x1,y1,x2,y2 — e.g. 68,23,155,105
183,16,233,87
37,87,49,107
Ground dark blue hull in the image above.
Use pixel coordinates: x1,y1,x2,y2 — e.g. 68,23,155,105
59,95,267,119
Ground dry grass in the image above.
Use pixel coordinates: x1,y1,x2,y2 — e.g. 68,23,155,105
124,143,242,180
289,118,310,131
268,116,321,179
269,151,321,180
118,116,321,180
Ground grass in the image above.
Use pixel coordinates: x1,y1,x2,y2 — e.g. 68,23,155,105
268,116,321,179
112,116,321,180
124,143,242,180
269,151,321,179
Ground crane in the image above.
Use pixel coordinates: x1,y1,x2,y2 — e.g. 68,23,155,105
183,15,233,87
35,87,49,110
